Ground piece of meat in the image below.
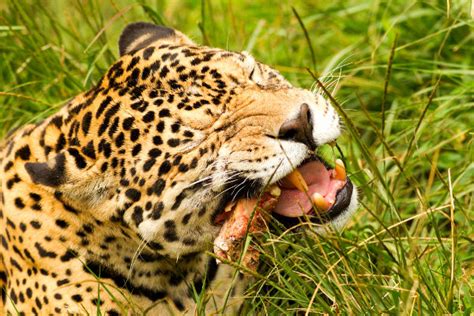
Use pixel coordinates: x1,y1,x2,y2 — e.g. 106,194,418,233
213,186,280,271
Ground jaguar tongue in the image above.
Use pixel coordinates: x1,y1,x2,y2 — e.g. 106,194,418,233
274,160,346,217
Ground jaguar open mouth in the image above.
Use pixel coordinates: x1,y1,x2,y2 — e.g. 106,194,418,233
214,155,354,226
272,156,353,226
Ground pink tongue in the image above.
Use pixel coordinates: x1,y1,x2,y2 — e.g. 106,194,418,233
274,161,344,217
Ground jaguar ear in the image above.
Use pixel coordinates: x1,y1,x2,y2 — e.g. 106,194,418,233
25,150,114,208
25,152,67,187
119,22,194,56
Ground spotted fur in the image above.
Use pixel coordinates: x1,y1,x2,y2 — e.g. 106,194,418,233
0,22,354,314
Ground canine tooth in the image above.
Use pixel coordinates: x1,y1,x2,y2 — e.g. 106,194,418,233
312,192,330,212
269,185,281,197
224,201,237,212
286,169,308,192
334,159,346,181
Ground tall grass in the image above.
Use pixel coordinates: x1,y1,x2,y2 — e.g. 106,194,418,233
1,0,473,314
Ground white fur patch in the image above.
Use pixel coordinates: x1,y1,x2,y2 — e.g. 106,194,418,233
126,33,153,54
138,220,159,242
310,94,341,145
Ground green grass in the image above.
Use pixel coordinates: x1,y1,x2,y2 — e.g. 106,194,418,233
1,0,473,314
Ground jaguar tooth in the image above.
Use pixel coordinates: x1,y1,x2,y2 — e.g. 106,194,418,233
268,184,281,198
286,169,308,192
224,201,237,212
311,192,330,212
334,159,346,181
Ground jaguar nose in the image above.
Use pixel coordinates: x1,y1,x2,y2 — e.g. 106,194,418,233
278,103,316,150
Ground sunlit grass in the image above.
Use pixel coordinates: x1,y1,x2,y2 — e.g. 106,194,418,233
1,0,472,314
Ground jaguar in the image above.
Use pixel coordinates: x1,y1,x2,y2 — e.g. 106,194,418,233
0,22,358,314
